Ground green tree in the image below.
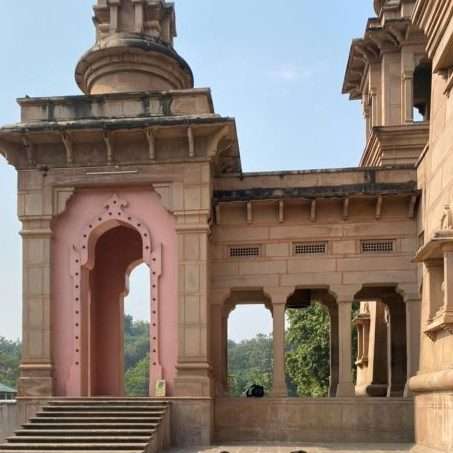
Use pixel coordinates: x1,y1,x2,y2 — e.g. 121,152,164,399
0,337,21,389
125,354,150,396
286,303,330,397
228,334,273,396
124,315,150,371
123,315,150,396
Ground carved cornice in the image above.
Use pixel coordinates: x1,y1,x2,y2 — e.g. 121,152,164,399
0,116,241,175
343,18,413,99
416,230,453,262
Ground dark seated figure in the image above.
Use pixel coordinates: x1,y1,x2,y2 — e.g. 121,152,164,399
244,384,265,398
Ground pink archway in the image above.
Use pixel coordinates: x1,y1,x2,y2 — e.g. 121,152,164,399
52,190,177,397
67,195,162,395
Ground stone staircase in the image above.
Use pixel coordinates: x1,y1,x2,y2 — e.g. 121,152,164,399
0,398,170,453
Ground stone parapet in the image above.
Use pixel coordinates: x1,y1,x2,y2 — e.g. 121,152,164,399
215,398,414,443
17,89,214,124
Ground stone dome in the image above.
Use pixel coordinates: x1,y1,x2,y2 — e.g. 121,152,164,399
75,0,193,95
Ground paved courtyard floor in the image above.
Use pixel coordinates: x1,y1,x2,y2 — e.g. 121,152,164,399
166,444,414,452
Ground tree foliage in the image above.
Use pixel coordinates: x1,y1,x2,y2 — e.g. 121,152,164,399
125,354,150,396
228,334,273,396
124,315,150,396
286,303,330,397
0,309,356,399
0,337,21,389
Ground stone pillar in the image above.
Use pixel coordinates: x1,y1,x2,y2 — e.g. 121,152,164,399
425,260,444,321
336,301,355,397
443,248,453,315
19,219,54,396
271,303,288,397
402,70,414,123
404,298,421,396
210,303,223,396
222,305,235,394
328,304,339,397
387,300,407,397
174,218,212,397
210,300,232,397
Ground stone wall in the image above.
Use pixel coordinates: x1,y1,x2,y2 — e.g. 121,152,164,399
215,398,414,444
411,1,453,451
413,394,453,453
169,398,213,447
0,401,17,443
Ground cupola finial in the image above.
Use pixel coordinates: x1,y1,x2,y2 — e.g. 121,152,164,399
75,0,193,95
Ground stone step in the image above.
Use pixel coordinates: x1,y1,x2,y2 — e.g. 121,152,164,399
0,446,143,453
36,411,165,417
48,400,168,406
8,436,151,443
17,430,155,436
43,405,167,412
31,416,161,423
4,399,169,453
23,423,158,429
0,443,148,450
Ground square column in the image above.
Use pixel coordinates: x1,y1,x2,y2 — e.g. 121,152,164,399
327,304,339,397
271,303,288,397
19,220,54,396
404,297,421,396
174,219,212,397
336,301,355,397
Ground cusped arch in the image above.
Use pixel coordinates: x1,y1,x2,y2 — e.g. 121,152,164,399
75,194,154,271
67,193,163,396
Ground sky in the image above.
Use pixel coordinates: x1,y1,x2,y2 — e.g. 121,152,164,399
0,1,375,342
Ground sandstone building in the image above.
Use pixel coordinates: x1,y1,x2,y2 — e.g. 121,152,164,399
0,0,451,451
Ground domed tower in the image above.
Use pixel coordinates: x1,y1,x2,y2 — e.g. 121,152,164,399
343,0,429,167
75,0,193,94
0,0,240,403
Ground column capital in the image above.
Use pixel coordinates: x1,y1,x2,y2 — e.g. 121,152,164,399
397,283,421,303
337,299,354,305
330,285,361,304
264,287,290,305
425,258,443,269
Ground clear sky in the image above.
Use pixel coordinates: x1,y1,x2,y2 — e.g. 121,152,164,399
0,1,375,342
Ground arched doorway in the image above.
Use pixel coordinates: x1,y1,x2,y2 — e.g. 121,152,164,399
89,225,146,396
286,288,339,397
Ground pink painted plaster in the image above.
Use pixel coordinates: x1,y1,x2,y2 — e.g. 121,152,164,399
52,189,178,396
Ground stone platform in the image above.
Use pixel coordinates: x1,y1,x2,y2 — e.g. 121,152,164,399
166,443,414,452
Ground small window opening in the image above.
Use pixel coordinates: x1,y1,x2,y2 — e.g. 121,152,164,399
413,62,432,121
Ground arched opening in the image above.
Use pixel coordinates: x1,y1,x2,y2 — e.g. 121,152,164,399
227,304,273,396
87,225,147,396
413,62,432,121
123,263,151,396
285,289,336,398
354,287,407,397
